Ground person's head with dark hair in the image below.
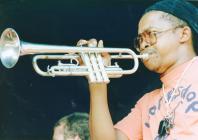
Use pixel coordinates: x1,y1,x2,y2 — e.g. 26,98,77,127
52,112,89,140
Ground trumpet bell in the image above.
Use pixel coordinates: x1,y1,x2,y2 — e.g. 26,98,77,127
0,28,21,68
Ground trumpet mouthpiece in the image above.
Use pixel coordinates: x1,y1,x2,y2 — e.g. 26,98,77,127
143,53,149,60
138,53,149,60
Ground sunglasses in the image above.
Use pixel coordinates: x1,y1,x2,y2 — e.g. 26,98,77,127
134,26,183,52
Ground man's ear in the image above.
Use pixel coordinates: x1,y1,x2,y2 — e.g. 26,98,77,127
179,26,192,43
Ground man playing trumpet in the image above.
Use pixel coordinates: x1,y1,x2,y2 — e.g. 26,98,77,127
79,0,198,140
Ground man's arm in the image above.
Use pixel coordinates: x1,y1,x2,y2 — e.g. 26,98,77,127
89,83,129,140
76,39,133,140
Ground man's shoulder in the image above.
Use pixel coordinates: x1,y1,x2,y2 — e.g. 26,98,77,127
137,88,161,105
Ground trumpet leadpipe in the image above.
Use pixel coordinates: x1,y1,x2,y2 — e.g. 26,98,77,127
110,53,149,60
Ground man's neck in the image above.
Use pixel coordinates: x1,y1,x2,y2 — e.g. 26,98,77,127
161,49,196,76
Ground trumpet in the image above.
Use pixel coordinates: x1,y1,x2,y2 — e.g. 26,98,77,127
0,28,148,83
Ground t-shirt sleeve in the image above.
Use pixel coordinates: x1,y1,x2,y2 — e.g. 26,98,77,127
114,101,143,140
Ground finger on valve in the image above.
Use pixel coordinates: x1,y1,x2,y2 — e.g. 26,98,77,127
98,40,111,66
76,39,88,47
88,39,97,47
76,39,88,65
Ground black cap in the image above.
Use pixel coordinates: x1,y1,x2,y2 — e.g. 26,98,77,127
145,0,198,34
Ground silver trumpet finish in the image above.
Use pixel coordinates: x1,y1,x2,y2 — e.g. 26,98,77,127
0,28,148,83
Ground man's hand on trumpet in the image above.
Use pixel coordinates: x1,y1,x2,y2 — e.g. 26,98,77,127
76,39,111,66
76,39,111,83
77,39,116,140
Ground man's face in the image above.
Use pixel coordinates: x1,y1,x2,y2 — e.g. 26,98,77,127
65,136,81,140
53,123,81,140
53,123,65,140
138,11,181,73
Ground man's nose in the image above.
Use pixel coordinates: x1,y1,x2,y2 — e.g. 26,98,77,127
139,41,150,51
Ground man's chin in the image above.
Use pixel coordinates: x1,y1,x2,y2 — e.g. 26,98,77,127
142,53,161,72
143,61,161,72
